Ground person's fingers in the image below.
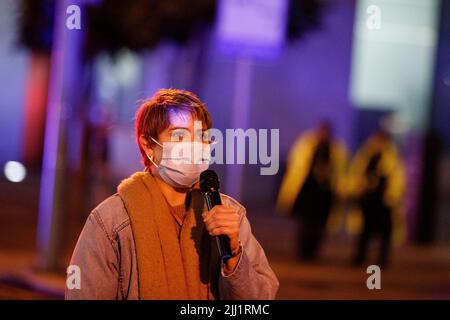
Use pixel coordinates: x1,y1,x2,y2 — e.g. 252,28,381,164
204,218,239,231
203,211,240,227
202,205,236,222
208,206,235,217
206,214,239,224
208,226,240,236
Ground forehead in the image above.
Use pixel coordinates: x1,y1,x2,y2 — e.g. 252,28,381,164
168,109,193,128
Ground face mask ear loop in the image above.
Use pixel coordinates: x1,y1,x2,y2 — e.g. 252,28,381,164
150,137,163,148
146,136,163,169
147,154,160,168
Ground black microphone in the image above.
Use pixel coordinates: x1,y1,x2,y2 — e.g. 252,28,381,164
199,169,232,262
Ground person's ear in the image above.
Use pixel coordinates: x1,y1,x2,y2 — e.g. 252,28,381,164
139,135,153,157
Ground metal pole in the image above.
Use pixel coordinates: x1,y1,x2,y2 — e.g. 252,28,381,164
36,0,71,271
224,56,253,201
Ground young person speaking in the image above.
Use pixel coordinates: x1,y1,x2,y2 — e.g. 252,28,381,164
66,89,279,300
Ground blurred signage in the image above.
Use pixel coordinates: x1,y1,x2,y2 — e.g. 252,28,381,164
216,0,288,59
350,0,440,129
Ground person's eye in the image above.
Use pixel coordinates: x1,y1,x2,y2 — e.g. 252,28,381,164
171,130,188,142
195,131,205,141
202,132,211,143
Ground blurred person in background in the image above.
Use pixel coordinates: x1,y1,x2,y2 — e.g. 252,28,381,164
277,122,348,261
347,129,406,268
66,89,279,300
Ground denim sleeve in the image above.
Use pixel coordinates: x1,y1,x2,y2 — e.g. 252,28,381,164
65,210,120,300
218,208,280,300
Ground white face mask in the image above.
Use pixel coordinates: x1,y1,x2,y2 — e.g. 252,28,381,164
147,137,210,188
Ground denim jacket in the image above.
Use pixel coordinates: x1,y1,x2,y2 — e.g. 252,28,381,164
65,193,279,300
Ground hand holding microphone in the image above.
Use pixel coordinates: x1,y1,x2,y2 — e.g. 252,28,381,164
202,205,241,255
200,170,242,265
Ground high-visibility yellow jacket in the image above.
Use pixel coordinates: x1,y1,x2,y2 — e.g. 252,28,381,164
276,130,348,223
346,140,406,245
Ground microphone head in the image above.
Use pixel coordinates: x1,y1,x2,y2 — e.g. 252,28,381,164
199,169,220,193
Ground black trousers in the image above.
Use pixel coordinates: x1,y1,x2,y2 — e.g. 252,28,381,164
354,199,392,267
294,188,332,261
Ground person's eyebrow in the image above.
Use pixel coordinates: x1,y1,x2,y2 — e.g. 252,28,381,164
167,126,207,133
168,126,190,132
